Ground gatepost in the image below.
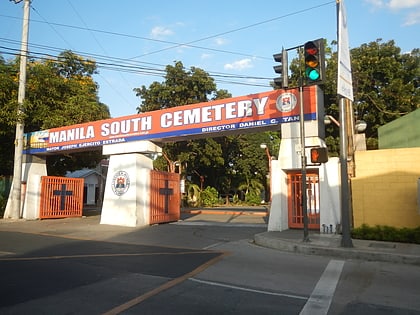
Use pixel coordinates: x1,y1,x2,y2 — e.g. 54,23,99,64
100,141,162,227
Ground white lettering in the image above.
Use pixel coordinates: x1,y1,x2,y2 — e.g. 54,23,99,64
201,106,212,122
49,132,59,143
212,104,225,121
86,126,95,138
131,117,141,132
184,108,201,124
237,100,252,117
157,97,269,129
173,110,183,126
101,117,152,136
253,96,268,115
239,121,267,128
202,124,236,133
49,126,95,143
225,102,236,119
161,113,172,128
143,116,152,130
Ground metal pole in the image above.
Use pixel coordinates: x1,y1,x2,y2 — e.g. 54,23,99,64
299,84,309,242
9,0,30,219
339,96,353,247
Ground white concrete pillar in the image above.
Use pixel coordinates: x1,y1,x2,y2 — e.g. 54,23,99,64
267,160,288,231
100,141,161,227
4,155,47,219
100,153,153,227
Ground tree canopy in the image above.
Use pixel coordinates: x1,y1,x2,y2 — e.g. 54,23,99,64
0,50,110,175
288,39,419,151
134,61,279,202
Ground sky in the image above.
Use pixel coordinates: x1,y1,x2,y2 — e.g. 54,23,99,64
1,0,419,119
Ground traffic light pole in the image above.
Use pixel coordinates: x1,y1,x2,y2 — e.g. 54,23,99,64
339,96,353,247
299,82,310,242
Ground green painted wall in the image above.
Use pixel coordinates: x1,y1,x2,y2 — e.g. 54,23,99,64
378,109,420,149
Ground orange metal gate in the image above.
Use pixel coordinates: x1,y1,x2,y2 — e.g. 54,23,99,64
150,170,180,224
39,176,84,219
287,171,320,229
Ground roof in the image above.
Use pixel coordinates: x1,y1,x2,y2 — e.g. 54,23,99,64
66,169,101,179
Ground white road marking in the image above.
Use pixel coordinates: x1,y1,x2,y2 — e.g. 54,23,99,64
189,277,307,300
299,259,345,315
202,242,227,250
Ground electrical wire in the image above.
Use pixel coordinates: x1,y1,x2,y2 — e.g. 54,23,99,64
0,1,335,92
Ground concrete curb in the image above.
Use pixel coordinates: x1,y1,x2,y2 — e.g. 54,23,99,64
181,209,268,216
254,232,420,266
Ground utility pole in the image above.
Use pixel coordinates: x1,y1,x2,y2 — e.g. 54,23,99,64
8,0,30,219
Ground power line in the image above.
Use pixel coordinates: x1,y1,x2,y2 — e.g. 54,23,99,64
131,1,335,59
62,0,134,108
0,2,335,91
0,1,335,62
0,44,272,90
0,39,272,82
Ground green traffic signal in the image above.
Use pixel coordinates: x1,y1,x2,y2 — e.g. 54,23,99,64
303,39,325,85
306,67,320,81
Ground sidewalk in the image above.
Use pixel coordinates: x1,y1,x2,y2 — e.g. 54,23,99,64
254,229,420,266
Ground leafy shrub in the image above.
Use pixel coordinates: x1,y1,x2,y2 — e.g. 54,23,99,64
352,224,420,244
200,186,219,207
0,195,6,217
244,191,261,206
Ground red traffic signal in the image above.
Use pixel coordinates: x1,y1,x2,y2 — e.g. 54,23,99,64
304,39,325,85
310,147,328,164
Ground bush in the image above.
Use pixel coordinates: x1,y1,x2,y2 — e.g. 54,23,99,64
352,224,420,244
0,195,5,217
200,186,219,207
244,191,261,206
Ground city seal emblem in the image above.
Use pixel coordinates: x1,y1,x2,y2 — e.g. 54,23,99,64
111,170,130,196
276,92,297,113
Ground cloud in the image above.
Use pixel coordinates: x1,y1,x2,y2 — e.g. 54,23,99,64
214,38,227,46
150,26,174,39
365,0,385,9
224,58,253,71
366,0,420,9
365,0,420,25
388,0,420,10
403,9,420,25
201,53,212,59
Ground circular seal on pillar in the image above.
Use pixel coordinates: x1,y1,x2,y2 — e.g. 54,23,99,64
276,92,297,112
111,171,130,196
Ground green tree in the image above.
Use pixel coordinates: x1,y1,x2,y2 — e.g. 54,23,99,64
287,39,419,152
350,40,419,149
135,61,232,196
135,61,217,112
0,51,110,175
134,61,277,203
0,56,19,175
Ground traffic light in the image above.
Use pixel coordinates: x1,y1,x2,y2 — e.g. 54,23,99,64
303,39,325,85
273,48,288,88
310,147,328,164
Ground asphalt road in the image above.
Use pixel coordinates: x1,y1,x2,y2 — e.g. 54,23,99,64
0,214,420,314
